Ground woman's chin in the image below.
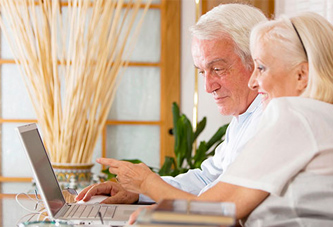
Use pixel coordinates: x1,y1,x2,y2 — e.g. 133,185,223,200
261,94,271,108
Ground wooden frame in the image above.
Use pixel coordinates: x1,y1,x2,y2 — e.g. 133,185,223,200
202,0,274,18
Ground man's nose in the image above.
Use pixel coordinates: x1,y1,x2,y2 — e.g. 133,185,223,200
204,72,218,93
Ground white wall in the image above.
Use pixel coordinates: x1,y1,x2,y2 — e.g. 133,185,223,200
180,0,232,143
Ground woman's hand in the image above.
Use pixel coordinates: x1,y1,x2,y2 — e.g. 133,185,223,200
96,158,158,194
127,204,157,225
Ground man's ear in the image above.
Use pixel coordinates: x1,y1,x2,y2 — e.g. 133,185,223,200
296,62,309,92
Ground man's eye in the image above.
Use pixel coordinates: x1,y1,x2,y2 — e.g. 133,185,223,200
213,68,227,76
198,70,205,75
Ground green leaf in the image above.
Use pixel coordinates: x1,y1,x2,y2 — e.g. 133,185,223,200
175,116,186,168
172,102,180,137
101,168,116,180
159,156,177,176
206,123,229,149
183,115,194,166
193,141,207,168
121,159,144,164
206,140,223,157
193,117,206,141
163,102,229,177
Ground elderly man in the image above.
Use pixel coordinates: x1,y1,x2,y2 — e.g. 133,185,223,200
76,3,267,204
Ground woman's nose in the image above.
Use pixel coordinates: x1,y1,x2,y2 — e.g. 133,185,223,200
248,72,259,91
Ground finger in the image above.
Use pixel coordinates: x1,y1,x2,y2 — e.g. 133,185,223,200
100,196,123,204
81,182,113,201
75,184,95,201
96,158,120,167
127,207,145,224
99,192,130,204
108,166,119,175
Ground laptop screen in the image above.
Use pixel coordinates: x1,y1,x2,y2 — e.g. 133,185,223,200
18,124,66,217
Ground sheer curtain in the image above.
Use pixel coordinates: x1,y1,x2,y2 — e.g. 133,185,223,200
275,0,333,23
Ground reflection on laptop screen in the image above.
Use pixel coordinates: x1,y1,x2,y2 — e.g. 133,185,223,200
19,127,66,216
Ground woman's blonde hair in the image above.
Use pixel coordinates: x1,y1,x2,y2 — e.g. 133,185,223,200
251,12,333,104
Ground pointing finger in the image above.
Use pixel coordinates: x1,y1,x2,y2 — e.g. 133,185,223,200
96,158,120,167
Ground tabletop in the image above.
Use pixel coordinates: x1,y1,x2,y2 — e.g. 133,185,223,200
0,193,137,227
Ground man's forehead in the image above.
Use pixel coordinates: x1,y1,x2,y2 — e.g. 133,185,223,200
194,57,230,69
207,58,228,66
192,38,236,66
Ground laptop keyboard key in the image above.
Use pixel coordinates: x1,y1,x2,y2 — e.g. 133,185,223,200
99,206,107,217
88,206,101,218
67,205,80,218
63,206,74,218
81,205,94,218
72,205,86,218
103,206,116,219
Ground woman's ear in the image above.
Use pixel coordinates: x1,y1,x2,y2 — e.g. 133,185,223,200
296,62,309,92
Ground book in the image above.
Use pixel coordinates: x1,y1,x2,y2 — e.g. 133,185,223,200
136,199,236,226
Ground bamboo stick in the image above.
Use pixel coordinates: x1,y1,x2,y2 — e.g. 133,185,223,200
0,0,152,164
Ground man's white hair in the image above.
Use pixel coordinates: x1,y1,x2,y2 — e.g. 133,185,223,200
190,4,267,70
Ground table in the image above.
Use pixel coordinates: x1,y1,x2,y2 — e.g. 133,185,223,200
0,194,142,227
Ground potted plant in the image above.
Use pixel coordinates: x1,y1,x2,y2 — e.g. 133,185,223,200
158,102,229,176
102,102,229,179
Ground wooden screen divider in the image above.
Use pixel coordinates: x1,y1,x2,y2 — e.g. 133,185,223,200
0,0,180,186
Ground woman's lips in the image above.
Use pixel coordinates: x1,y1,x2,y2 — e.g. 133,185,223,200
259,92,269,102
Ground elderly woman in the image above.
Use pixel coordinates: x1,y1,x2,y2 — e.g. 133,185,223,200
97,12,333,226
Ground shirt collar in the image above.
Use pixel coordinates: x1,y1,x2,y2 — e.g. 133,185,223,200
235,94,262,122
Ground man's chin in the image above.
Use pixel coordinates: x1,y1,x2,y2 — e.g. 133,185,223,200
217,107,234,116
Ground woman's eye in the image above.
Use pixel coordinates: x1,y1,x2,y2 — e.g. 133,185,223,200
257,65,265,72
198,70,205,76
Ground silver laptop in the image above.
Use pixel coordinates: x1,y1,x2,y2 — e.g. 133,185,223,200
16,123,143,226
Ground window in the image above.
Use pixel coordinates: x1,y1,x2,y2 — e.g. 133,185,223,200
0,0,180,194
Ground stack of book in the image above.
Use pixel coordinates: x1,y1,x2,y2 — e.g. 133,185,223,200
133,199,236,227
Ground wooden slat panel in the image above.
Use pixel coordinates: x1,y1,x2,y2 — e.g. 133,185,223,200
202,0,275,19
24,1,161,9
0,119,38,123
60,2,161,9
160,0,180,166
0,59,161,67
105,120,161,125
0,119,160,125
0,194,17,198
0,177,32,182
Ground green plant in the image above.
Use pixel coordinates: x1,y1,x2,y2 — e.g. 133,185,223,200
158,102,229,176
101,102,229,179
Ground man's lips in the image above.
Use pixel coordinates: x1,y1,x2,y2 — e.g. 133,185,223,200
214,95,228,102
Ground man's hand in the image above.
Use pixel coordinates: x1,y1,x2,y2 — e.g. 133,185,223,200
96,158,158,194
75,181,139,204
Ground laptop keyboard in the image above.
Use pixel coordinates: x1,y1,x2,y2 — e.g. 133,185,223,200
64,204,116,220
